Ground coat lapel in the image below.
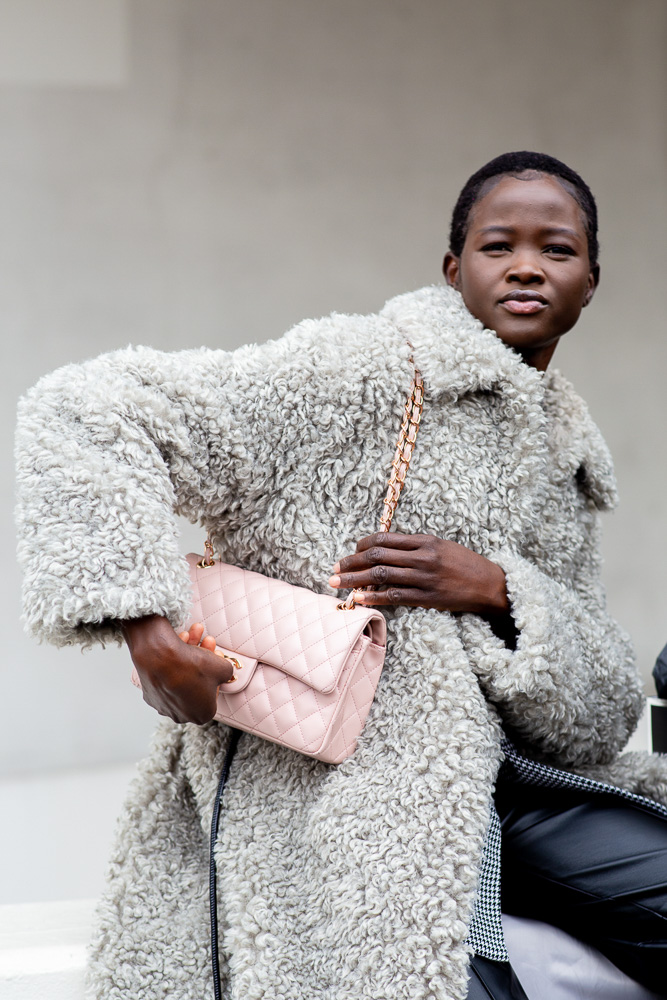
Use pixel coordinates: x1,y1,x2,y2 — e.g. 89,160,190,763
381,285,617,530
382,285,551,544
380,284,544,402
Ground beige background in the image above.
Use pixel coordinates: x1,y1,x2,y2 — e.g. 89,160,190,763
2,0,666,777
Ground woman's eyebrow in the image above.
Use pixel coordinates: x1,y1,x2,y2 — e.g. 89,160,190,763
476,225,580,238
541,226,581,239
477,225,515,235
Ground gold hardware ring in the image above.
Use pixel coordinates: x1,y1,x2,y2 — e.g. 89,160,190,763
221,655,242,682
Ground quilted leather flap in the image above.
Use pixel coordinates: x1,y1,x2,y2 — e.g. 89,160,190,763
186,554,386,695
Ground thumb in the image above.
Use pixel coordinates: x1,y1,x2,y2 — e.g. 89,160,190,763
183,639,236,685
213,648,240,684
208,645,237,683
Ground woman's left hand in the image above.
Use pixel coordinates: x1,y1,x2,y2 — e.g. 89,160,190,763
329,532,510,619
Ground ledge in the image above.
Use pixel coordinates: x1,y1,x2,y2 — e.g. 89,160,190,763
0,899,95,1000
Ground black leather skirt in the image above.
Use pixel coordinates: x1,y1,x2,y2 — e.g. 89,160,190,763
466,775,667,998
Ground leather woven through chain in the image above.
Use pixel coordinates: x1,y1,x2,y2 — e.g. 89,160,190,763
380,370,424,532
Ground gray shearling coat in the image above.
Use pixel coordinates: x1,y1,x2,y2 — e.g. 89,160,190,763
15,285,664,999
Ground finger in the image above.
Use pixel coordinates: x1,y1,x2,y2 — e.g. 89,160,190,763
355,532,426,554
333,544,421,579
200,634,217,652
177,630,190,643
330,565,426,591
331,534,426,578
186,622,205,645
353,587,432,607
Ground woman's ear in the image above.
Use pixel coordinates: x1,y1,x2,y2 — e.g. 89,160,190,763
583,265,600,308
443,251,461,289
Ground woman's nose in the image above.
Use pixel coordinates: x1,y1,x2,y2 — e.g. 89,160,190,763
506,253,545,284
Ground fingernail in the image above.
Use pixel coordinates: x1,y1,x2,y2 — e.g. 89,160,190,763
332,562,340,573
328,575,341,588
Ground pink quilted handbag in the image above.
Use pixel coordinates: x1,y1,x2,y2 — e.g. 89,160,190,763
132,370,423,763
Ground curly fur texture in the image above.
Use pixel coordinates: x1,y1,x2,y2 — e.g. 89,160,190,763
15,285,655,999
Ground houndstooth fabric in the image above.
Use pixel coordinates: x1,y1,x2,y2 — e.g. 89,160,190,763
467,799,508,961
468,738,667,961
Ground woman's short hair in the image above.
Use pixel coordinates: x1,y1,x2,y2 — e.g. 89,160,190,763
449,151,599,268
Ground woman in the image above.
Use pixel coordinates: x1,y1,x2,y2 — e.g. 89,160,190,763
16,152,667,999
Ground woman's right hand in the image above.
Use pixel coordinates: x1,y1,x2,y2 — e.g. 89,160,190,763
122,615,234,724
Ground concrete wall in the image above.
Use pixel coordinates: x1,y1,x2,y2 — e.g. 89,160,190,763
2,0,666,777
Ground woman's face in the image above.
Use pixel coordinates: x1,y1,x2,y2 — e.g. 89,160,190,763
443,174,598,370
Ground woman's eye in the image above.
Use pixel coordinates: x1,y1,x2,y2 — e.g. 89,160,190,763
544,245,575,257
481,242,510,253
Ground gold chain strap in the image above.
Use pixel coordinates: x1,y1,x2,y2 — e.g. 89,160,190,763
198,368,425,611
340,369,424,610
380,370,424,533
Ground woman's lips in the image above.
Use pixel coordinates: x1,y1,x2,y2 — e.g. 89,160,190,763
500,299,547,314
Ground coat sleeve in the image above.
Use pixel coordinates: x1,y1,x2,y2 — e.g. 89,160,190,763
15,325,333,648
457,516,644,770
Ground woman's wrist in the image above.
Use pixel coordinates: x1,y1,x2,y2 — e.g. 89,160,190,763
482,562,511,616
121,613,157,641
456,558,510,617
120,615,174,660
479,563,518,649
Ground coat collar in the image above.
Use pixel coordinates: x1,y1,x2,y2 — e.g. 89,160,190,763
380,284,545,402
381,284,617,511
